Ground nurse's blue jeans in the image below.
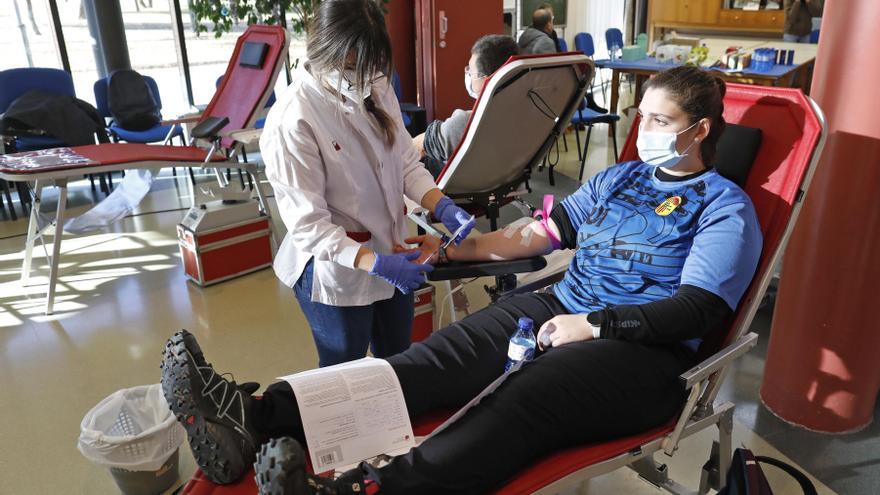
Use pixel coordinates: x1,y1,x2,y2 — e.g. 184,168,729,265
293,259,414,367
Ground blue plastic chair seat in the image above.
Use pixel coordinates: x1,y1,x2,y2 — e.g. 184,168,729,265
571,108,620,125
109,123,182,143
14,135,68,152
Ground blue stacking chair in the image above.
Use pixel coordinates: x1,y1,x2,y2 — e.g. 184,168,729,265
558,38,568,52
0,67,75,152
604,28,631,98
574,32,595,58
809,29,820,43
97,74,194,184
0,68,78,217
572,101,620,182
605,28,624,56
575,32,608,106
393,71,427,136
94,74,184,144
392,72,411,128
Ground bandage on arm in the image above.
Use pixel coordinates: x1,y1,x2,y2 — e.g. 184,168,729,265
448,218,554,262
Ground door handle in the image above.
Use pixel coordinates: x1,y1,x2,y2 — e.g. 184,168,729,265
439,10,448,48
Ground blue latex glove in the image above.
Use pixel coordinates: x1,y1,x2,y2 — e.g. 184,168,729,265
370,251,435,294
434,197,476,245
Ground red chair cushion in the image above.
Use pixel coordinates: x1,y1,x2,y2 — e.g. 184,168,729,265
180,412,675,495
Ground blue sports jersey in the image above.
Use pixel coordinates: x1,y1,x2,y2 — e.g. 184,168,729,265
552,161,763,348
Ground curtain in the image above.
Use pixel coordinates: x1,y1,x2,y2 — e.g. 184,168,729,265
577,0,626,57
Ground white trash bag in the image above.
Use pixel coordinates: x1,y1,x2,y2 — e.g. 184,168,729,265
78,384,185,472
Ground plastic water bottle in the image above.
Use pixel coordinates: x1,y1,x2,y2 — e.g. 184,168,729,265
609,44,621,62
504,317,536,373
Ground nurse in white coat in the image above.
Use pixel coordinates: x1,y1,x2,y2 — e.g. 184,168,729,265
260,0,475,367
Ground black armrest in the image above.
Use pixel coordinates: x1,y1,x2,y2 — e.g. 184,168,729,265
191,116,230,139
427,257,547,281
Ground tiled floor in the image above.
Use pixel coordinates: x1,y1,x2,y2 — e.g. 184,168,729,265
0,110,851,494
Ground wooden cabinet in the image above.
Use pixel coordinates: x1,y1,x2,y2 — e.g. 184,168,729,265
652,0,719,24
718,9,784,30
648,1,784,43
682,0,721,24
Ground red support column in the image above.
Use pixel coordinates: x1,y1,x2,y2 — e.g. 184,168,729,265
761,0,880,432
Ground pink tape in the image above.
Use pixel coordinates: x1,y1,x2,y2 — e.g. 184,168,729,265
533,194,562,250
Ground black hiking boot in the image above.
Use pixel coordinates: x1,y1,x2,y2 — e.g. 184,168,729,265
254,437,378,495
160,330,264,484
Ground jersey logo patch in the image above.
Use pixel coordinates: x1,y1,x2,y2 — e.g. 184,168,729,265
655,196,682,216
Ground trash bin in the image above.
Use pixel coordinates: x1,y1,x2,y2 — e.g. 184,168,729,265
78,384,186,495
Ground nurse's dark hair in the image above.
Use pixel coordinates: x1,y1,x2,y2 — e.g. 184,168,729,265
307,0,396,146
471,35,519,76
643,65,727,165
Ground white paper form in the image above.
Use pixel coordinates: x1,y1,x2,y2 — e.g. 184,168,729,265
279,358,415,473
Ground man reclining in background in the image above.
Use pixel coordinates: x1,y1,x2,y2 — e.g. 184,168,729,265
412,34,519,177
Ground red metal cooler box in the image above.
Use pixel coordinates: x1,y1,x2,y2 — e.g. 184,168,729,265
177,199,273,286
412,284,436,342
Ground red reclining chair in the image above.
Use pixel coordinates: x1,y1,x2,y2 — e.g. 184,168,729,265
178,84,827,494
0,25,289,315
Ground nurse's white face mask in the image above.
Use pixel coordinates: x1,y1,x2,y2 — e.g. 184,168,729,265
325,69,372,101
636,119,700,169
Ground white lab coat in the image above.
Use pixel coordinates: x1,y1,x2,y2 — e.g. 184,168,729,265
260,65,437,306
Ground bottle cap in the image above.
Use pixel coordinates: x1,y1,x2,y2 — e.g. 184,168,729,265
518,317,534,331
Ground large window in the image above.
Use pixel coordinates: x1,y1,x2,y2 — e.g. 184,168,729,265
1,0,307,116
60,1,105,106
0,0,63,70
120,2,190,115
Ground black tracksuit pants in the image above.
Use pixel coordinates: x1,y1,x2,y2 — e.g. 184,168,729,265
253,292,696,494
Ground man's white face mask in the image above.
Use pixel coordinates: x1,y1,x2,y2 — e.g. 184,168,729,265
325,69,372,101
464,67,483,99
465,71,478,99
636,120,700,168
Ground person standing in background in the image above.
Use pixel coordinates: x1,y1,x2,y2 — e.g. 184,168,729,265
783,0,823,42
